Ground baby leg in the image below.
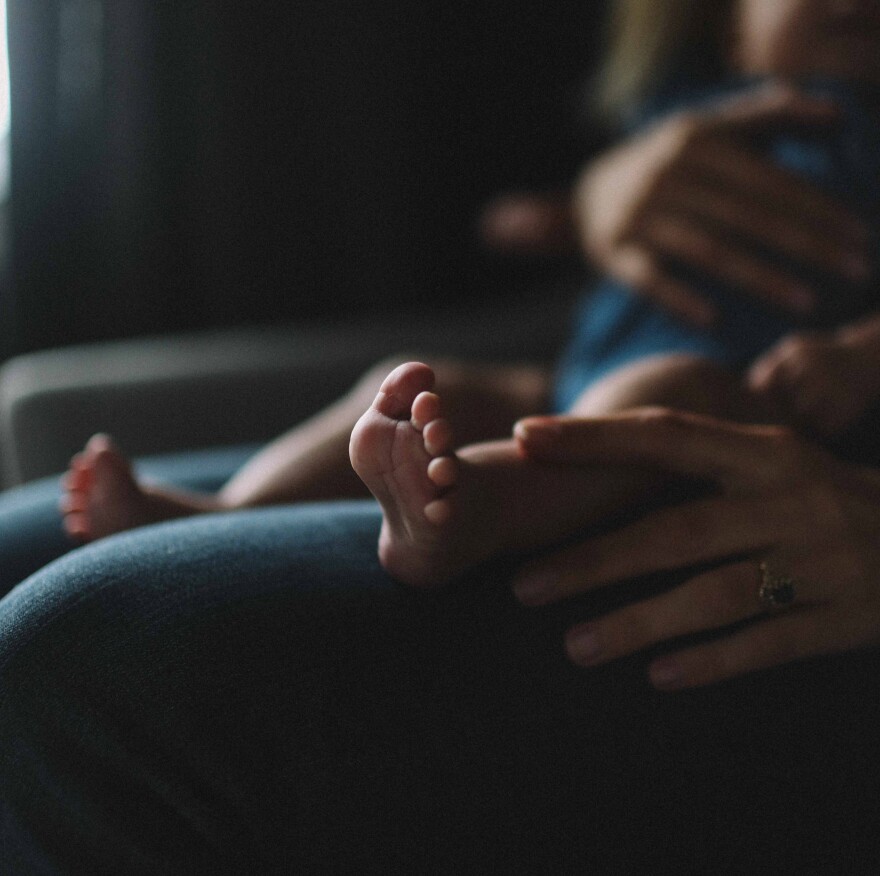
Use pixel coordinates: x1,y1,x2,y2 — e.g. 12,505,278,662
63,357,550,542
567,352,772,421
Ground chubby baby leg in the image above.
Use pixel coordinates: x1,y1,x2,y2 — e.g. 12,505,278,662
568,353,772,422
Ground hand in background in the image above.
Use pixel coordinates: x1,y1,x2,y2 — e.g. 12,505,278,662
573,84,870,326
512,410,880,689
479,192,575,256
747,328,880,439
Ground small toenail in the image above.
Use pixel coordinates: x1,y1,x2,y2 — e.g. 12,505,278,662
427,457,456,487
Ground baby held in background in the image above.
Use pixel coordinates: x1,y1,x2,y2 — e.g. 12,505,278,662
64,0,880,588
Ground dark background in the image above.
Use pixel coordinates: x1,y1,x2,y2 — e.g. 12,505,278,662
5,0,609,358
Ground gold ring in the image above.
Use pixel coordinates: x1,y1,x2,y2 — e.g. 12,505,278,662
758,561,796,610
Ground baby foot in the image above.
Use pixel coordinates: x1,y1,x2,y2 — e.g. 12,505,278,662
61,434,212,541
350,362,467,587
61,435,157,541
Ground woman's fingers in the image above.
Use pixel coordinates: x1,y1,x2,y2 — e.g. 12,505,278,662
705,81,840,135
647,608,832,690
513,494,793,605
638,212,817,313
515,409,799,486
690,137,867,250
652,172,869,287
564,559,825,668
605,245,717,326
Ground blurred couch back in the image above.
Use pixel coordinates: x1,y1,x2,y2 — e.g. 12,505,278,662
6,0,607,357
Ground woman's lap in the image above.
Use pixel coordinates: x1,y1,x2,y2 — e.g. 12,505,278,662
0,501,879,872
0,502,659,871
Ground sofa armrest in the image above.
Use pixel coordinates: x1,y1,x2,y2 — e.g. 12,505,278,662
0,295,576,486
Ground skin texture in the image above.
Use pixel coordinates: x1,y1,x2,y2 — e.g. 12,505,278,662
513,410,880,689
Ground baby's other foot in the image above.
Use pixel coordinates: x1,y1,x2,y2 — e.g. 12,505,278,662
62,435,160,541
350,362,465,587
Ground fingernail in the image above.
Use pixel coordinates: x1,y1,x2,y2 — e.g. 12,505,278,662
649,658,683,690
514,418,561,444
787,285,816,313
566,624,602,664
513,570,558,606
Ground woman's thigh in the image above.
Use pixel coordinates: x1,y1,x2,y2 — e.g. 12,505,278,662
0,502,685,873
0,500,878,873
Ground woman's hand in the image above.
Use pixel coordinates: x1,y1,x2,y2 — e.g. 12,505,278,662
747,329,880,439
574,84,871,326
512,410,880,689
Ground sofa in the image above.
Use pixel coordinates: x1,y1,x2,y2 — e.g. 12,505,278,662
0,289,580,489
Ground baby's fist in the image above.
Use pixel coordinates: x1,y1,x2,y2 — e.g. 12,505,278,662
747,332,880,439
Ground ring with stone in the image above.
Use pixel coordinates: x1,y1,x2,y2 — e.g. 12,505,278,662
758,561,796,610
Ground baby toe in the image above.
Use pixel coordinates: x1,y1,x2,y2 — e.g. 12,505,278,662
422,418,453,457
63,511,91,540
427,456,457,488
58,492,88,515
424,497,453,526
411,391,441,431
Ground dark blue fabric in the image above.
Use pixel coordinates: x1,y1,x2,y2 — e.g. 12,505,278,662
1,501,879,872
553,78,880,411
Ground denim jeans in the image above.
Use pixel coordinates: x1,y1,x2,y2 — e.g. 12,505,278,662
0,444,260,597
1,477,880,871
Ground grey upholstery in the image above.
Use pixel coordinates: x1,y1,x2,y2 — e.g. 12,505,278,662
0,293,577,487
